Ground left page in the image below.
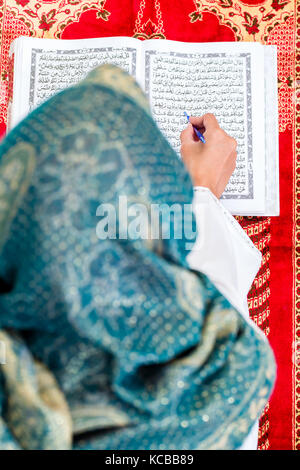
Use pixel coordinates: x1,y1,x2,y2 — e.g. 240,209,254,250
8,36,141,131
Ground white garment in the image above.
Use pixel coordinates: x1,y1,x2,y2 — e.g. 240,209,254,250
187,186,264,450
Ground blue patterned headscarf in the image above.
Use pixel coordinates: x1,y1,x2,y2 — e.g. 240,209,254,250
0,65,275,450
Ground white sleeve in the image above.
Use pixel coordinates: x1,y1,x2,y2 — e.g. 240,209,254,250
186,186,262,450
187,186,262,321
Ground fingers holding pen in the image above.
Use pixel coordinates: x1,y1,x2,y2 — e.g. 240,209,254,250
181,114,220,144
189,114,220,136
180,112,238,198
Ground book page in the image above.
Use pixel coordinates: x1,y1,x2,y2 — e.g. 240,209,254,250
9,36,141,129
264,45,279,216
140,40,266,215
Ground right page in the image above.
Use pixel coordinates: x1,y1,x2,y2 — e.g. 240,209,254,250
140,40,266,215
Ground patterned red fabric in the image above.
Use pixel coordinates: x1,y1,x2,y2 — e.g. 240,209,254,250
0,0,297,450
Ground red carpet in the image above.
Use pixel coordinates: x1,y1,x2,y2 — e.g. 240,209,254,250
0,0,297,450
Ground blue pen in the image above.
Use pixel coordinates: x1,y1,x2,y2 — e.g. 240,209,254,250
184,111,206,144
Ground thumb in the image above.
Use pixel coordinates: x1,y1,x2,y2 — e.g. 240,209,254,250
180,122,195,144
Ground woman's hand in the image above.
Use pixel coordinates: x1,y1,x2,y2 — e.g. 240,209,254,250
180,114,237,199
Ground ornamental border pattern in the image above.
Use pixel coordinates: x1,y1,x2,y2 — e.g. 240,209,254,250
293,0,298,451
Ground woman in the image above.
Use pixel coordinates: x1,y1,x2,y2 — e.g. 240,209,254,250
0,64,275,450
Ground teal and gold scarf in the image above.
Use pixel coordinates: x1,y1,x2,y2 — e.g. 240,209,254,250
0,65,275,450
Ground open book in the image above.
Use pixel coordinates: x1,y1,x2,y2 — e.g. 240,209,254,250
8,36,279,216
